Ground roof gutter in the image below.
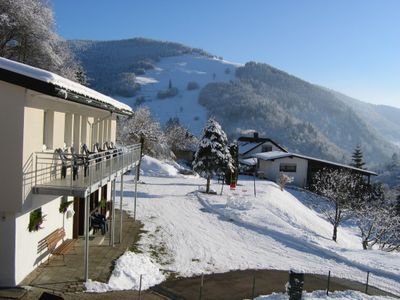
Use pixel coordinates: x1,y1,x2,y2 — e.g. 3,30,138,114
0,67,132,116
54,87,132,116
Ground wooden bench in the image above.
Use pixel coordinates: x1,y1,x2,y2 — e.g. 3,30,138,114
38,228,76,263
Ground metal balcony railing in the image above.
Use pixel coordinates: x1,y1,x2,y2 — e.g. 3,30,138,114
32,144,141,197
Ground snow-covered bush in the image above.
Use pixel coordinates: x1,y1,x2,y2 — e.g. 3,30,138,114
157,87,179,99
226,195,252,210
277,172,294,191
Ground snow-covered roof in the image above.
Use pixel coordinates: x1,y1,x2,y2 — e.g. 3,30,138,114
252,151,377,176
0,57,132,115
239,158,257,166
238,141,263,155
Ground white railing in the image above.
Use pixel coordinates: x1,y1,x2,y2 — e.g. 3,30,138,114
34,144,141,191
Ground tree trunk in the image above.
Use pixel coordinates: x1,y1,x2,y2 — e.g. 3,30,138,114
332,205,340,242
332,224,337,242
362,240,368,250
206,176,211,193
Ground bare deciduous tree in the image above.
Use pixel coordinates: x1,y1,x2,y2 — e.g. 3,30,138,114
310,169,355,242
0,0,80,80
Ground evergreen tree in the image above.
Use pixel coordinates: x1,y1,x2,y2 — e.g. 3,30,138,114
351,145,366,169
396,187,400,216
168,79,172,89
224,143,239,184
193,119,233,193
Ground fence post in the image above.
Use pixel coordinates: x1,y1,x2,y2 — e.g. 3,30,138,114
138,274,142,300
365,271,370,294
199,274,204,300
326,270,331,296
251,273,256,300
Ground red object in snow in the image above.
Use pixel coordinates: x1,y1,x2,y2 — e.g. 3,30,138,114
230,182,236,190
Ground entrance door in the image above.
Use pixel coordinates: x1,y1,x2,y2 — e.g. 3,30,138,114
73,197,85,238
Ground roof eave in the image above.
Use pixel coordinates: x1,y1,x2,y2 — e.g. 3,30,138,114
54,87,133,116
0,67,132,116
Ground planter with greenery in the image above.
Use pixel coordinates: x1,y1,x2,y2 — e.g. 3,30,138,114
28,208,46,232
59,200,73,213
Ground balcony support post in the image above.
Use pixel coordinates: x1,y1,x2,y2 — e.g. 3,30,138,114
134,165,138,221
119,174,123,244
84,194,90,282
111,180,116,247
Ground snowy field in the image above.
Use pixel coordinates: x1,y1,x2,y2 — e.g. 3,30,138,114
86,156,400,297
116,54,240,135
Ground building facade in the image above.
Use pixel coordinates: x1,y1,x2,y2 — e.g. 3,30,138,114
0,58,139,286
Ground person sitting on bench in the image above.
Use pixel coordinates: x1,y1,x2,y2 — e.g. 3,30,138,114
91,210,108,235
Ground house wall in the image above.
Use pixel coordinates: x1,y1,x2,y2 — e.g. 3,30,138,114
0,80,119,286
14,195,74,285
0,212,16,286
243,142,283,157
0,81,24,213
258,156,309,187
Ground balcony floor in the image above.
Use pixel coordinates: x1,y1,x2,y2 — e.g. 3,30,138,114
33,162,137,198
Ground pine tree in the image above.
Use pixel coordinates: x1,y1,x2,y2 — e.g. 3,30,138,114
224,143,238,185
193,119,233,193
351,145,366,169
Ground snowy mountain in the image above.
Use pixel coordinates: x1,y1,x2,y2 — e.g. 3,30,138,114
69,38,400,165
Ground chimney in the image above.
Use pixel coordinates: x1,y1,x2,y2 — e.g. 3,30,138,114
253,132,259,139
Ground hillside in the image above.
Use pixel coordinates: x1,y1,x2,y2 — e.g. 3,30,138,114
70,38,400,164
68,38,212,96
86,157,400,296
332,91,400,146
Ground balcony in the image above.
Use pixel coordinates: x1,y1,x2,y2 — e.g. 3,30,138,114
32,144,141,198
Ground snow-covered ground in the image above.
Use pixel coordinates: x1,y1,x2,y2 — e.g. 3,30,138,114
86,157,400,296
116,54,240,135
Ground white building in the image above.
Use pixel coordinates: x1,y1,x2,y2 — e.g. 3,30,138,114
0,58,140,286
252,151,377,188
238,132,376,187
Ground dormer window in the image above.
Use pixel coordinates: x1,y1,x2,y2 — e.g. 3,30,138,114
262,145,272,152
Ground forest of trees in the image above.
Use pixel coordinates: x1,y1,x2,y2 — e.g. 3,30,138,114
69,38,212,97
198,62,397,165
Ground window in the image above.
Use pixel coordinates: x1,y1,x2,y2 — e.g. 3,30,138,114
262,144,273,152
280,163,297,172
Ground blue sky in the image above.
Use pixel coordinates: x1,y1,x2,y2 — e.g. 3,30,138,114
53,0,400,108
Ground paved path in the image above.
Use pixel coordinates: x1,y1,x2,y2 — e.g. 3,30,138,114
153,269,398,300
16,269,397,300
19,210,142,296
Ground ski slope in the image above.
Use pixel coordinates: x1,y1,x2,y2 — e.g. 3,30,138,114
116,54,240,135
87,157,400,296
